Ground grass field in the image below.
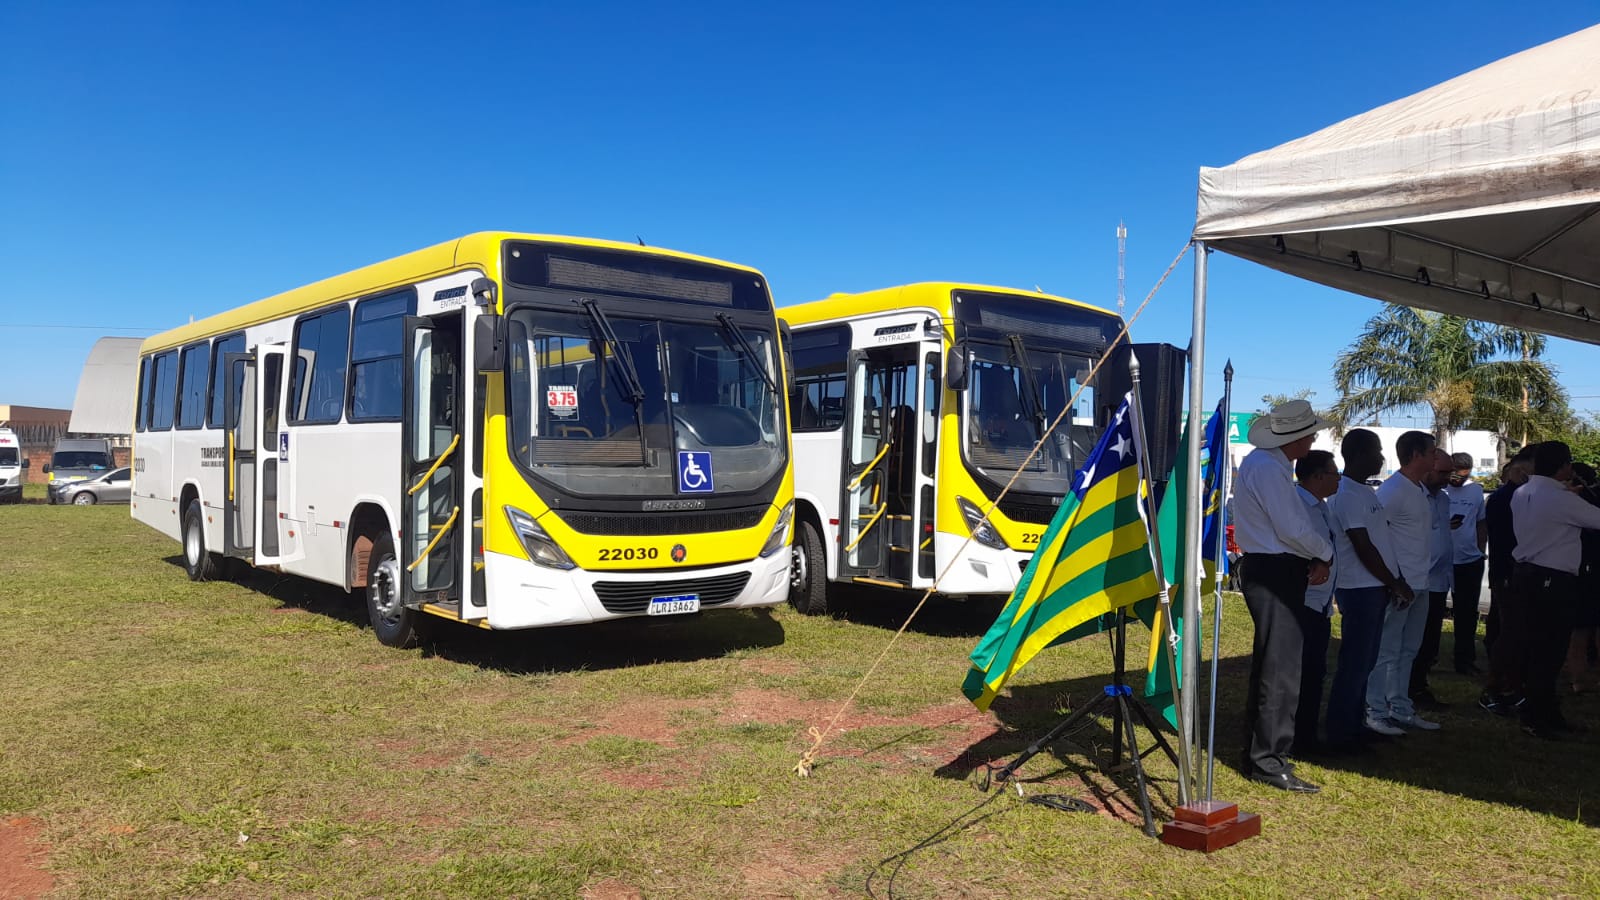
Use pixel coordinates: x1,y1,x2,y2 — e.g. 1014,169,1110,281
1,486,1597,898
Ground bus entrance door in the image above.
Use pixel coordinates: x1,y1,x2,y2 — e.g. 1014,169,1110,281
838,346,919,586
254,345,288,567
222,352,255,559
400,314,464,610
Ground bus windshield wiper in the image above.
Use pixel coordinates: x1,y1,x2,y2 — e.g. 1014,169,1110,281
716,313,777,394
579,298,650,463
1007,333,1049,439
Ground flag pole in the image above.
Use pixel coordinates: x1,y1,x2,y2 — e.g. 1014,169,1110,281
1205,361,1234,802
1127,354,1194,805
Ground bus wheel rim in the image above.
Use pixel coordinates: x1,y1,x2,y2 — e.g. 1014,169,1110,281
185,520,201,566
371,556,403,621
790,542,807,591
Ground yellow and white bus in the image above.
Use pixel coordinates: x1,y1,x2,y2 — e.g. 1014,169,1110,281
779,283,1122,614
133,233,794,646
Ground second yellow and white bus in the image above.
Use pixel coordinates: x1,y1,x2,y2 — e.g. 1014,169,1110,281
133,232,794,646
779,282,1123,613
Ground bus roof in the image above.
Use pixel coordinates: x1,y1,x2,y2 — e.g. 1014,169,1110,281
140,232,765,354
777,282,1116,326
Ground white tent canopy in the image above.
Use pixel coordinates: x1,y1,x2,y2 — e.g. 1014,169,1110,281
1170,24,1600,800
1195,23,1600,344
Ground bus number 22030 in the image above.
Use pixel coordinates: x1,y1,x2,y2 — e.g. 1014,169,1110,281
598,547,660,562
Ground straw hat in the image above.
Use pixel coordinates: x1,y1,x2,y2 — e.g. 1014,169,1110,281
1247,399,1332,449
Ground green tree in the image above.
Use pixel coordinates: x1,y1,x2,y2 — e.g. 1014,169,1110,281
1332,305,1565,444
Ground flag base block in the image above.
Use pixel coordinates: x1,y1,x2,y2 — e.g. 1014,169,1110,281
1160,801,1260,852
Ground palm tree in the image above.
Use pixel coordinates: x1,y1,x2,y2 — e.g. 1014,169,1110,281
1331,304,1564,445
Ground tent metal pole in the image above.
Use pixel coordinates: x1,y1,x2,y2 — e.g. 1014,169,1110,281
1182,240,1210,798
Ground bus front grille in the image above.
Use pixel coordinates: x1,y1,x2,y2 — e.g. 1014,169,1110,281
592,572,753,614
997,498,1060,525
558,507,767,536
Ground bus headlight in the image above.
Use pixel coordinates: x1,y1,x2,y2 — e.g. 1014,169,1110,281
758,502,794,558
956,496,1008,550
504,506,577,570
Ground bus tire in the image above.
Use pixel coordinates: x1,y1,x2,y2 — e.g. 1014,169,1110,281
182,500,219,581
366,533,420,649
789,518,829,616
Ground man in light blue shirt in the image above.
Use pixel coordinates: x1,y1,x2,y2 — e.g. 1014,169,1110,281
1294,450,1341,753
1411,449,1457,709
1368,430,1441,733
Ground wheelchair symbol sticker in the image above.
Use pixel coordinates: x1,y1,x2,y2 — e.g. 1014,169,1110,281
678,451,713,493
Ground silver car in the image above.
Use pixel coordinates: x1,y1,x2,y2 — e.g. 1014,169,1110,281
51,467,132,505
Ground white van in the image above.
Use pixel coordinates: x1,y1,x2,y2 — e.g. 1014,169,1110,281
0,427,24,502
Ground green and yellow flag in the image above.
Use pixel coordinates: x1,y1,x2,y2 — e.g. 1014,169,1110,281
962,395,1160,711
1138,398,1230,727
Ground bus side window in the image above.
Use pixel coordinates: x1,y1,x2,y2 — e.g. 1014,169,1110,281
290,306,351,425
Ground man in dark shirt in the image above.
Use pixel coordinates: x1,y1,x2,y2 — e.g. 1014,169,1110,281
1481,445,1535,712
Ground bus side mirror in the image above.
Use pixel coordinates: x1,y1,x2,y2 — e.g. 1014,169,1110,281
945,349,968,391
41,462,50,474
778,320,796,398
22,458,30,469
475,314,505,373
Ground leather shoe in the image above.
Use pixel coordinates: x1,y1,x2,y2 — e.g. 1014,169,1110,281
1247,770,1321,793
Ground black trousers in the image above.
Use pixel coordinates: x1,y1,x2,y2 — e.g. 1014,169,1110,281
1484,575,1520,694
1294,603,1332,752
1514,563,1580,728
1239,553,1310,776
1451,558,1485,668
1410,590,1450,695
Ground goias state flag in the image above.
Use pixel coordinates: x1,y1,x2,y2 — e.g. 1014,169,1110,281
962,395,1160,711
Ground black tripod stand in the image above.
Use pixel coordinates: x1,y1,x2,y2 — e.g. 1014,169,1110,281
984,608,1180,837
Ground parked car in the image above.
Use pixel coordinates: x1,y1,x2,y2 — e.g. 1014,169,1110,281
50,467,131,505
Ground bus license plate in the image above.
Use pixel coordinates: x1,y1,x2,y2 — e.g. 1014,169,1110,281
647,594,700,616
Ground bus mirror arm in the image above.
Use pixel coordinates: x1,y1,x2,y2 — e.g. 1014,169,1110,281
474,314,506,373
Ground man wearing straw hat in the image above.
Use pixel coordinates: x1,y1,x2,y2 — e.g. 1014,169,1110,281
1233,400,1335,793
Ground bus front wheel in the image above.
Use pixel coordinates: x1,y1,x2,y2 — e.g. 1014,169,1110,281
789,518,829,616
366,533,421,649
182,500,219,581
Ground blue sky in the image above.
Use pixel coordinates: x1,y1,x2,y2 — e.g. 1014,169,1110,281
3,2,1596,420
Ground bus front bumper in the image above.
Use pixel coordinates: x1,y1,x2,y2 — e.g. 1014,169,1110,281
930,533,1032,597
481,549,791,630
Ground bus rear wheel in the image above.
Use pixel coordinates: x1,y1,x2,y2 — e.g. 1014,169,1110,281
789,518,829,616
366,533,421,648
182,500,219,581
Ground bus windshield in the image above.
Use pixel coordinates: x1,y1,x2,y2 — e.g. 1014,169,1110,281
505,308,786,499
0,447,18,467
953,290,1120,498
963,341,1091,495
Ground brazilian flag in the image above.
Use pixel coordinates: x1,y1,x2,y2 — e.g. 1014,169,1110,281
962,394,1160,711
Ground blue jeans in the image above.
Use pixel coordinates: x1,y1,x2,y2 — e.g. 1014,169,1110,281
1327,586,1388,743
1367,592,1430,718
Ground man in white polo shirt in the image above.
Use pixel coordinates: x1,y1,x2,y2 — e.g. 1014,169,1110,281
1367,430,1440,733
1326,428,1408,751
